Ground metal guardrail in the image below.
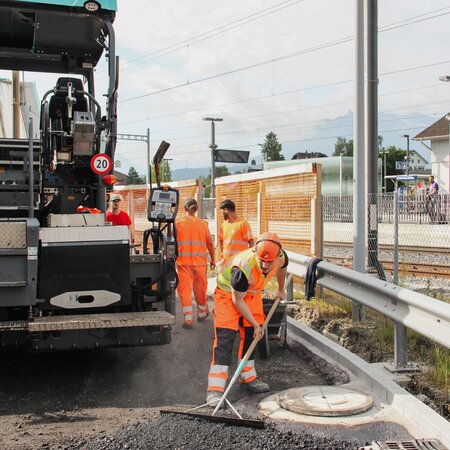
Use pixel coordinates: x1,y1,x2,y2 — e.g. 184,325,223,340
285,250,450,368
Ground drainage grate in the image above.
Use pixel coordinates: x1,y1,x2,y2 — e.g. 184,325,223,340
359,440,448,450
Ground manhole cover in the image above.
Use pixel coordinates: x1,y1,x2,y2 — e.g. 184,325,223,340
277,385,373,417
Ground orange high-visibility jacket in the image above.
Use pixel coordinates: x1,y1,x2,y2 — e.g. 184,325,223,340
219,219,253,260
176,215,210,266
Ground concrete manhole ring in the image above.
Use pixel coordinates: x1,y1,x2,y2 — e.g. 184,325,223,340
276,385,374,417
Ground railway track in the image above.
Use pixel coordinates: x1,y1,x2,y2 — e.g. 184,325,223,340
325,256,450,278
324,242,449,256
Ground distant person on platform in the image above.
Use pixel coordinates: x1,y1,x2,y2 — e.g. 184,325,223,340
176,198,216,329
426,175,440,223
106,193,133,242
219,199,254,264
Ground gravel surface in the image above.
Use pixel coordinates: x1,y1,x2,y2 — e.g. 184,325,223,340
69,413,360,450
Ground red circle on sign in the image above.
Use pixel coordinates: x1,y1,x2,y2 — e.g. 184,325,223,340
90,154,112,175
417,182,422,189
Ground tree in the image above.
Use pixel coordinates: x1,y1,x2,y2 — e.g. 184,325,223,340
333,137,354,156
333,135,384,157
382,145,407,192
215,165,230,177
201,166,231,198
160,159,172,183
125,166,144,185
258,131,284,162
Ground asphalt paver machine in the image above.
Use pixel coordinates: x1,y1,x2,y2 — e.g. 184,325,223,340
0,0,178,351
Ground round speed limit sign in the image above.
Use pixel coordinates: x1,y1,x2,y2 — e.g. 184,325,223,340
91,153,112,175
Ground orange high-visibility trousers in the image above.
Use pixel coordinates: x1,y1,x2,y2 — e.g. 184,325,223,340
212,288,264,330
177,264,208,325
207,288,264,392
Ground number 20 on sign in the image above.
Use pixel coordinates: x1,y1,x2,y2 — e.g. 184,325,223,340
91,154,112,175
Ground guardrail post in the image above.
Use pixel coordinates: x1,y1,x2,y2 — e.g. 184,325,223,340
286,274,294,301
394,322,408,368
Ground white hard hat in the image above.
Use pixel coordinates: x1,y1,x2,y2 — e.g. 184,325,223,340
110,193,122,202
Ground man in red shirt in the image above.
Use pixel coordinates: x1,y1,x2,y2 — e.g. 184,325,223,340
106,193,133,242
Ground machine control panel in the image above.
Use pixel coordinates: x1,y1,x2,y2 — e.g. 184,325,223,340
148,187,179,223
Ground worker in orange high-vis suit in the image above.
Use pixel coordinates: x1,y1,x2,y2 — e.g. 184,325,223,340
218,199,254,263
176,198,215,329
206,232,288,407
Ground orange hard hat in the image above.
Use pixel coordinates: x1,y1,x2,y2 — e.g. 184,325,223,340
254,232,282,261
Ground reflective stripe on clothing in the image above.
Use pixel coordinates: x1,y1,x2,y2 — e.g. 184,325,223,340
197,303,208,318
207,364,228,392
182,305,193,322
239,359,257,383
219,219,253,260
223,239,249,255
178,251,208,257
176,215,211,266
178,240,208,246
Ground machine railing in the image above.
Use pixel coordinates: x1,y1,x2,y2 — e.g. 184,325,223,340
285,250,450,369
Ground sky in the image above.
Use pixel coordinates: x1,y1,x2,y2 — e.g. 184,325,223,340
3,0,450,174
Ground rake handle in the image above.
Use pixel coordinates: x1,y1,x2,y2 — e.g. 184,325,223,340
212,297,281,415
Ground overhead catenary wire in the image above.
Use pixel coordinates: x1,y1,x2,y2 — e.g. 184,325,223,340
119,8,450,105
120,58,450,135
96,0,305,79
124,121,441,163
119,98,448,160
105,3,449,78
119,96,448,160
147,111,442,146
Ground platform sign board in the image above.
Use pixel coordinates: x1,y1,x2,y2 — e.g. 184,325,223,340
395,161,407,170
215,149,250,164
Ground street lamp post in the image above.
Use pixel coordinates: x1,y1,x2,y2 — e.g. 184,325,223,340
378,149,387,193
202,117,223,198
402,134,410,179
402,134,410,212
440,75,450,113
379,151,383,193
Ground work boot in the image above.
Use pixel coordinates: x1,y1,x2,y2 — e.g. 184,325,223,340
243,378,270,393
206,391,224,408
197,311,209,322
182,321,193,329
